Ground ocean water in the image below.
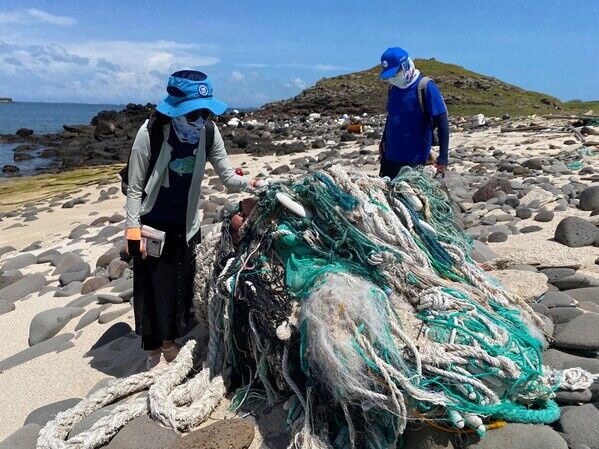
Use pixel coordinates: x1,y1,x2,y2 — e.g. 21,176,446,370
0,101,124,134
0,143,58,176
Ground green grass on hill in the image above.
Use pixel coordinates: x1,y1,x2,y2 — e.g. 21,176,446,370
263,58,598,117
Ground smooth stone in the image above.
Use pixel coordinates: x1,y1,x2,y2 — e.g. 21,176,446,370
555,389,593,405
108,213,125,223
520,225,543,233
487,231,508,242
402,423,567,449
0,423,42,449
538,292,577,308
58,263,91,286
562,287,599,304
108,259,129,280
97,293,124,304
81,276,110,294
91,225,120,242
579,301,599,313
69,224,89,239
553,313,599,350
109,277,133,293
540,268,576,283
534,210,554,222
98,307,130,324
490,270,548,302
54,281,83,297
553,274,599,291
36,249,62,265
0,245,16,257
545,306,584,324
471,241,498,264
0,269,23,289
96,246,120,268
171,419,254,449
558,403,599,449
579,185,599,211
24,398,82,426
507,264,538,272
52,253,85,276
0,333,75,372
21,240,42,250
543,348,599,374
104,415,179,449
0,273,47,304
66,294,98,308
74,308,102,331
1,252,37,271
554,216,599,247
29,307,84,346
117,287,133,302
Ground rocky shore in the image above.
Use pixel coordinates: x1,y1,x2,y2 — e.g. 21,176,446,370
0,112,598,448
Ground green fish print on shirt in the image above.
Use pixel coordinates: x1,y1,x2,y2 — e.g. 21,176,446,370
169,156,195,176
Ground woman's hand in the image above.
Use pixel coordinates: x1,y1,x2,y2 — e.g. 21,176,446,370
125,227,147,259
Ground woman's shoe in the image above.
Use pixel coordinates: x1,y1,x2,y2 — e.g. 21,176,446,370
146,352,168,371
161,343,181,363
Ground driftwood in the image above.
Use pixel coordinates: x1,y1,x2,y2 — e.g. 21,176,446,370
500,125,549,132
543,114,599,120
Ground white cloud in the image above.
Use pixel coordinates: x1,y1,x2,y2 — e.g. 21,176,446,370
0,8,76,26
230,71,245,81
286,78,307,90
237,62,349,71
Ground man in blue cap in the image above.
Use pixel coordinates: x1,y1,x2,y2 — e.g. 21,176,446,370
378,47,450,179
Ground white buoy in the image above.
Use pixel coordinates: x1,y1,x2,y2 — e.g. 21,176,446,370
276,321,292,341
276,192,312,218
418,219,437,236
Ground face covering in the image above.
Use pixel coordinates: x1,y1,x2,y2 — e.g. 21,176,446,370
171,115,206,145
388,57,420,89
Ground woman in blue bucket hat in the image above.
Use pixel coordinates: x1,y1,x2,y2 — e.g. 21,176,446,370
124,70,262,369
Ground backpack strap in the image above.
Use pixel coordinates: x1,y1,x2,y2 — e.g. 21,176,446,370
204,120,215,158
146,117,164,184
417,76,432,115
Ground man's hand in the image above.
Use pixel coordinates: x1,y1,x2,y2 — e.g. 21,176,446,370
378,142,385,159
250,178,270,188
434,160,447,177
125,227,147,259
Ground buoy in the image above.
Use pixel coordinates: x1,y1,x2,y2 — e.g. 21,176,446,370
276,192,312,218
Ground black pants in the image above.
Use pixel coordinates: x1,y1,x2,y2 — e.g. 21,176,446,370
133,219,200,350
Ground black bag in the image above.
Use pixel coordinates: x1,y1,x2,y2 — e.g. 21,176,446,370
120,119,215,195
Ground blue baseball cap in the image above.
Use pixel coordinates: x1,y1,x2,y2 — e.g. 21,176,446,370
156,70,228,117
380,47,409,80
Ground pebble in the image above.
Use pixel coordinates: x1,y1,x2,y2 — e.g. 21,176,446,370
58,263,91,286
1,252,37,271
91,225,120,242
579,185,599,211
0,273,47,306
108,259,129,280
562,287,599,304
553,313,599,350
520,225,543,233
540,268,576,283
488,231,508,242
53,252,85,275
36,249,62,265
403,423,567,449
74,308,102,331
96,246,120,268
104,415,179,449
81,276,110,294
98,307,130,324
68,223,89,239
553,274,599,290
28,307,84,346
0,245,16,257
54,281,83,297
558,403,599,449
0,269,23,289
171,419,254,449
0,423,42,449
533,210,554,222
471,241,498,264
97,293,124,304
24,398,82,426
554,217,599,247
538,292,577,308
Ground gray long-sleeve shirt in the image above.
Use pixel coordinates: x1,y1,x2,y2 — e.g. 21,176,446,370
125,119,250,243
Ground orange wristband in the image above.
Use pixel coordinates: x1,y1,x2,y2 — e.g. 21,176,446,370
126,227,141,240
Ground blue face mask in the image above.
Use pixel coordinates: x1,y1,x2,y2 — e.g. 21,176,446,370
171,116,206,144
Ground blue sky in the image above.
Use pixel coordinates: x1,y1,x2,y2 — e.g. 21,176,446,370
0,0,597,107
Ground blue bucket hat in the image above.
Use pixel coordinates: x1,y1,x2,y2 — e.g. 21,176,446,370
380,47,410,80
156,70,228,117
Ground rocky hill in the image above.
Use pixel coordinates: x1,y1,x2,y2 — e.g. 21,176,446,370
259,59,596,117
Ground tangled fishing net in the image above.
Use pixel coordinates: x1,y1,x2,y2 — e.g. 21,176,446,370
37,166,597,449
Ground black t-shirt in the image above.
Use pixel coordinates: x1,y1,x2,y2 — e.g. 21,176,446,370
143,129,196,224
